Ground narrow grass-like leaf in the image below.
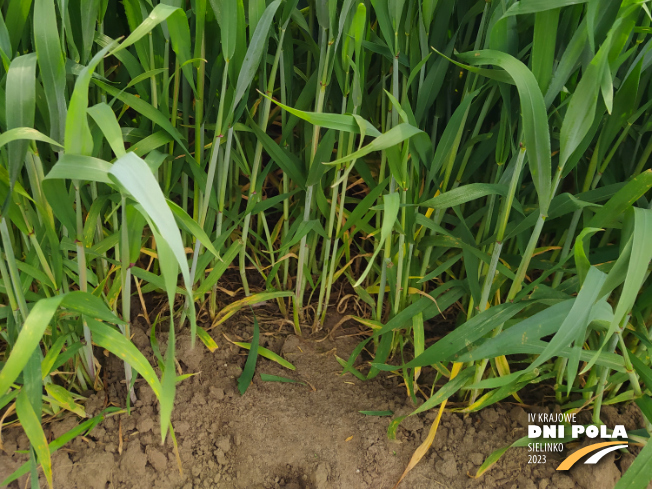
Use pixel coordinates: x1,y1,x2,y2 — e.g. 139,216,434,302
419,184,507,209
233,0,282,110
260,374,304,385
233,342,296,370
238,313,260,395
5,54,37,210
599,209,652,345
5,0,32,53
411,367,475,415
112,4,195,91
1,410,113,486
457,50,551,214
394,302,529,369
588,171,652,229
614,441,652,489
95,80,190,155
167,199,220,259
211,0,238,61
16,388,52,488
197,327,218,353
324,123,423,168
354,192,399,287
0,294,114,397
46,155,113,184
44,384,85,416
160,322,176,442
635,396,652,424
359,410,394,416
0,127,62,151
558,36,611,173
86,317,162,397
503,0,588,16
34,0,67,143
261,92,381,136
211,291,294,327
87,103,126,157
65,41,119,156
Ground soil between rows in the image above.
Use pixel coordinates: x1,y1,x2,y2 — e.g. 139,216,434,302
0,309,647,489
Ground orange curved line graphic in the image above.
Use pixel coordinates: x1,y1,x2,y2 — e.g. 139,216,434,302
557,441,627,470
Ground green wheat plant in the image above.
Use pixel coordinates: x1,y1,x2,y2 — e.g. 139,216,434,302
2,0,652,487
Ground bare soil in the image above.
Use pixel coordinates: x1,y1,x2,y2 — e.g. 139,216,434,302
0,307,648,489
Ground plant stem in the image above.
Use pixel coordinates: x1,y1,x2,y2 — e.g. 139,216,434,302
74,180,95,380
239,25,288,297
120,195,136,403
